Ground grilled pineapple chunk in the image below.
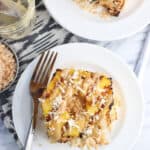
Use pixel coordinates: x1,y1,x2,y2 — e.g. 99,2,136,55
99,76,112,89
52,122,63,141
86,104,98,115
60,112,70,121
42,88,60,117
69,127,80,137
81,71,91,78
42,99,52,116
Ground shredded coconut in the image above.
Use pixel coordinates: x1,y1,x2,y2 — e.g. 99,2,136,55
49,112,59,120
49,127,55,132
68,119,79,129
72,71,79,79
100,98,106,105
52,95,63,110
38,98,45,103
69,78,74,84
95,115,99,120
58,84,65,93
98,88,106,93
0,43,16,91
76,86,85,94
84,127,93,135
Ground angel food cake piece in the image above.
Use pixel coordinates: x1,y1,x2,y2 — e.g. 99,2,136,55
74,0,125,16
40,69,120,149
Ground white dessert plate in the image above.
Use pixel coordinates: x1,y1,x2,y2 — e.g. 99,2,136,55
12,43,144,150
43,0,150,41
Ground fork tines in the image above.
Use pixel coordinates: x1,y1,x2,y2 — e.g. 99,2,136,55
32,50,58,86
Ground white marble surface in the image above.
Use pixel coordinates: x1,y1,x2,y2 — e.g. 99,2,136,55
0,27,150,149
0,119,19,150
133,59,150,150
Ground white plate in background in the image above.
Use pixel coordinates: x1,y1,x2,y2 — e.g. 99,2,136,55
43,0,150,41
12,43,144,150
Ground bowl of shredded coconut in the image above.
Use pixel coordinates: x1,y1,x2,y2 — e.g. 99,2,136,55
0,41,19,93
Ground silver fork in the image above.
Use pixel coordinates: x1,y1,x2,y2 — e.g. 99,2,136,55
24,50,58,150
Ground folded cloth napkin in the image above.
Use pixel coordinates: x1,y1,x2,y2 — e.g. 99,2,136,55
0,0,149,148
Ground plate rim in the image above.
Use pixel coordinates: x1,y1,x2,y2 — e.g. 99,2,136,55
12,43,144,149
43,0,150,41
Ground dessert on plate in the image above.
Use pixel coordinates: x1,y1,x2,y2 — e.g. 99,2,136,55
40,69,120,149
74,0,125,16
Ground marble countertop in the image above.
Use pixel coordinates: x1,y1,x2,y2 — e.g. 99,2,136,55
0,119,19,150
0,24,150,150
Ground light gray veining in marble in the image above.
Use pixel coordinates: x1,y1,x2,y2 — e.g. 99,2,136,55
0,119,19,150
0,27,150,150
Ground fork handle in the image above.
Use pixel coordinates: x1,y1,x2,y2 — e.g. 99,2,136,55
24,98,39,149
33,100,39,129
24,119,34,150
